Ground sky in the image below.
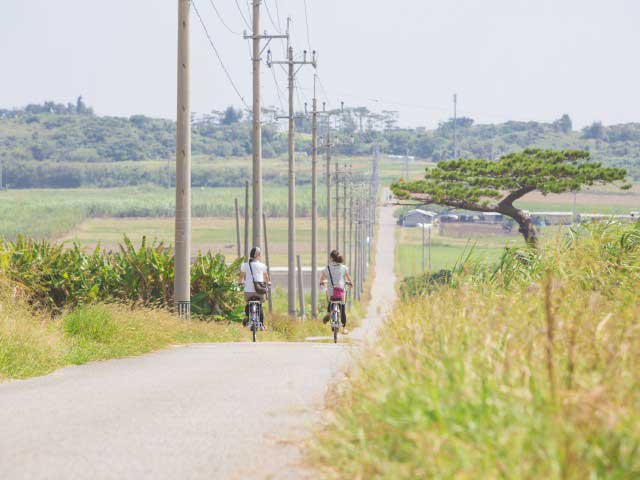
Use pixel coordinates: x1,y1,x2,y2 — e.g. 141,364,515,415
1,0,639,129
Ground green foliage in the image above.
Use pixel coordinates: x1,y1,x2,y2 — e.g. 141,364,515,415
393,149,627,204
63,305,116,342
312,221,640,478
392,149,628,246
0,236,243,318
2,102,639,188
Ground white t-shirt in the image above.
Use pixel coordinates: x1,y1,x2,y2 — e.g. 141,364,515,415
323,262,348,289
241,261,268,293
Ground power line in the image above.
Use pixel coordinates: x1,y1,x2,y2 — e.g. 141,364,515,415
192,0,250,109
207,0,242,35
234,0,251,30
270,67,286,112
264,0,281,33
303,0,313,52
273,0,284,33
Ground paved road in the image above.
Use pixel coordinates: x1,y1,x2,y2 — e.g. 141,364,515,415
0,203,397,480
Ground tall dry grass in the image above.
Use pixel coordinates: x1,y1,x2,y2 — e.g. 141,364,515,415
311,221,640,478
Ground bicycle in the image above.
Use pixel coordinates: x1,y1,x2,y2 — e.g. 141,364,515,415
323,283,351,344
247,297,263,343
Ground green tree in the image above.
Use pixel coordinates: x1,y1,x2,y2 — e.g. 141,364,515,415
553,114,573,133
391,149,628,247
221,106,242,125
582,121,604,140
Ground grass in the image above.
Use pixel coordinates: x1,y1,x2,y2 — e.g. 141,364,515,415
0,185,329,240
59,216,333,267
311,221,640,478
0,278,344,381
395,226,515,278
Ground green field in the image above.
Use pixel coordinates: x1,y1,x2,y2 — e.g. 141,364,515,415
395,226,518,278
61,216,334,266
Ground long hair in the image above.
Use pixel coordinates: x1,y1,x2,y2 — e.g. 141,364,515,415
330,249,344,264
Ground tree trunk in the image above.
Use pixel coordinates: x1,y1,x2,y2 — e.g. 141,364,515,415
500,205,538,248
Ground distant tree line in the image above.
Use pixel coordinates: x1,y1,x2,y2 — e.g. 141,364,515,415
0,100,638,188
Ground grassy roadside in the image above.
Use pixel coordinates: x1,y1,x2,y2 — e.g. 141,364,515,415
310,221,640,478
0,279,339,381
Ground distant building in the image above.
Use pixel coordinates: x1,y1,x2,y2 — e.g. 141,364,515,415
481,212,504,224
402,209,438,227
439,214,460,223
530,212,574,225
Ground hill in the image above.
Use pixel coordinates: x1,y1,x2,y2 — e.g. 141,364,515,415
0,100,638,188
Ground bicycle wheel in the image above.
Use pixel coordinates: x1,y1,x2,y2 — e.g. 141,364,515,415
333,326,338,343
252,325,257,343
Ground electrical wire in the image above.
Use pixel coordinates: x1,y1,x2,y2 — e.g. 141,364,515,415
264,0,281,33
234,0,251,30
192,0,250,109
207,0,242,35
270,67,286,112
274,0,284,33
303,0,313,52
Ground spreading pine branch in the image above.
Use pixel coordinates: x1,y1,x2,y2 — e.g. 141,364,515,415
391,149,629,247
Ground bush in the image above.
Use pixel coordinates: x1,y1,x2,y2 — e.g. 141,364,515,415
0,236,244,319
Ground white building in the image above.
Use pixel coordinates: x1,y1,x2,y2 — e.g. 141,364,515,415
402,209,438,227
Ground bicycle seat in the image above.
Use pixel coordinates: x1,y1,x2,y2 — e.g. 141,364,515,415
248,296,261,302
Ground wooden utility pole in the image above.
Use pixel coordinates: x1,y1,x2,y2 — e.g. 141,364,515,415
342,160,347,255
174,0,191,318
310,77,319,318
268,31,316,317
244,180,250,259
297,255,305,319
234,198,241,258
262,213,273,313
251,0,262,249
348,162,353,279
325,114,332,259
335,157,340,250
244,3,288,249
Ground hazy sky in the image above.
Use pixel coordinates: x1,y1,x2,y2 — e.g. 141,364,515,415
1,0,639,129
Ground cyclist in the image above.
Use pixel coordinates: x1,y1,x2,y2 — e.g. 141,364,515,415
239,247,270,330
319,249,353,334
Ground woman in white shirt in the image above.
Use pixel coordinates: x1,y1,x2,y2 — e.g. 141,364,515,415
239,247,270,329
319,250,353,334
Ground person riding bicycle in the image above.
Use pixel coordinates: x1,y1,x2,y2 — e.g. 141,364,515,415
319,250,353,334
239,247,270,330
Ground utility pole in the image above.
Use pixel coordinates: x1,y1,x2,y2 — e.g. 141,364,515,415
453,93,458,159
250,0,262,249
325,110,332,258
335,157,340,249
268,27,316,317
310,77,319,318
244,4,288,249
348,162,353,278
342,160,347,255
174,0,191,318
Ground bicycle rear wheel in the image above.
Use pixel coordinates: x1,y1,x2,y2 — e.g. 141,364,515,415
252,323,257,342
333,326,338,343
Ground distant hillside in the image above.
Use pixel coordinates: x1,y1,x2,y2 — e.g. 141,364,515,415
0,100,638,188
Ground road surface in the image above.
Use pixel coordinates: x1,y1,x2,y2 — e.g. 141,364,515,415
0,203,397,480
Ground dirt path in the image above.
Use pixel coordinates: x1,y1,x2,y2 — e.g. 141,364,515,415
0,201,397,480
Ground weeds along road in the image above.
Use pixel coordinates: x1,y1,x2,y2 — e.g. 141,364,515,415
0,202,397,480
